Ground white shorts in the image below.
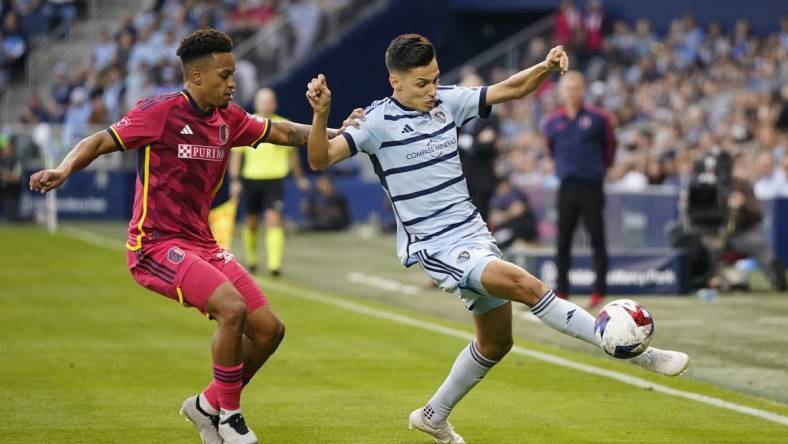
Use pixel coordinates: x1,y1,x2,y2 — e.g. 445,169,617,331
413,234,508,315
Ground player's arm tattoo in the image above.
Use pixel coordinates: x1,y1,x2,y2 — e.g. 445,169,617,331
271,121,341,147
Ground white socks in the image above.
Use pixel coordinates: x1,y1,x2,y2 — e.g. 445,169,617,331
424,341,498,425
199,393,219,416
531,290,600,346
423,290,601,424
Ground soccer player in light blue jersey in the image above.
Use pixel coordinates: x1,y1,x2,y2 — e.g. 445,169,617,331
305,34,690,443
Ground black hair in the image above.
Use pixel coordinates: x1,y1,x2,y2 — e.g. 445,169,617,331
176,28,233,65
385,34,435,72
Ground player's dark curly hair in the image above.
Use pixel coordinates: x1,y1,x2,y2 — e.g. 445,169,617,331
385,34,435,72
176,28,234,64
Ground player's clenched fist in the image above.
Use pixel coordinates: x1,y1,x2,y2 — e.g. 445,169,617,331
545,45,570,74
29,168,67,194
306,74,332,115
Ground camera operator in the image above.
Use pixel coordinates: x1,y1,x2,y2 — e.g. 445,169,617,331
725,177,787,291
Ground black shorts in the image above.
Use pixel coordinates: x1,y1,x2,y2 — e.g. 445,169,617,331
243,179,284,214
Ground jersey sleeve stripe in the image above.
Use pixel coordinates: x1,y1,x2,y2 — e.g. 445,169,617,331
250,118,272,147
126,145,151,251
342,132,359,156
478,86,491,118
107,127,127,150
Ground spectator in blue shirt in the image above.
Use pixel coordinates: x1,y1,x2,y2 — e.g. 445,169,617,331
543,71,616,308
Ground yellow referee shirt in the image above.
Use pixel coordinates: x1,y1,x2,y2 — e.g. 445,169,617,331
238,114,294,180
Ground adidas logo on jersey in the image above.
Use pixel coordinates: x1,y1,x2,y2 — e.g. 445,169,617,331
180,124,194,135
401,124,414,134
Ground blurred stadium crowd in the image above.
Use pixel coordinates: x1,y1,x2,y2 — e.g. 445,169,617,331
4,0,365,146
2,0,787,199
0,0,80,92
461,2,788,200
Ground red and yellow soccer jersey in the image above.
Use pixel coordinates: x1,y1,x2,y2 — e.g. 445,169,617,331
107,89,270,253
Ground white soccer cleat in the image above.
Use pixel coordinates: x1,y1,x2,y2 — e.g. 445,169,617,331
218,410,258,444
179,395,223,444
631,346,690,376
408,407,465,444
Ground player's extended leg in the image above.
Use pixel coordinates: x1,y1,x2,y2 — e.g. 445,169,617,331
264,207,285,276
410,303,513,444
241,305,285,385
482,259,600,343
243,214,260,273
202,283,259,444
481,259,689,375
222,253,285,384
198,250,280,443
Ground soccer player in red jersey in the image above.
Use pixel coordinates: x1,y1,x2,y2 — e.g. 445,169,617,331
30,29,362,444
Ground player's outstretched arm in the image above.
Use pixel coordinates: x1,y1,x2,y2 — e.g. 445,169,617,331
264,108,365,149
485,45,569,105
305,74,355,171
29,130,119,193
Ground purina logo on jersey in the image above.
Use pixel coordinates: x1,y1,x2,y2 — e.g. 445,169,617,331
177,144,226,162
430,109,447,124
218,123,230,145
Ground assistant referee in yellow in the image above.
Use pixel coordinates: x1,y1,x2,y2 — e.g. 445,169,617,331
230,88,310,276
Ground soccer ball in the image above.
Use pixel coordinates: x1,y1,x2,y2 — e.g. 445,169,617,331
594,299,654,358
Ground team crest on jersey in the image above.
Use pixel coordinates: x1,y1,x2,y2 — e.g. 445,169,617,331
579,115,592,129
456,250,471,264
219,123,230,145
116,117,131,128
430,109,447,124
167,247,185,264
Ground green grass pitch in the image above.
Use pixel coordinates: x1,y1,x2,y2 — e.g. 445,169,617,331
1,225,787,443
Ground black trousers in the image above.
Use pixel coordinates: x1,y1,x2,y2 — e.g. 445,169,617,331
0,183,21,221
556,178,608,295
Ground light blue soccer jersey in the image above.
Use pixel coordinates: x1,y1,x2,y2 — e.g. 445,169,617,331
342,85,494,266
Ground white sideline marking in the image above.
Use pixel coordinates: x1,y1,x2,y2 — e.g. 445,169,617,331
346,272,421,295
61,227,127,251
60,227,788,427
